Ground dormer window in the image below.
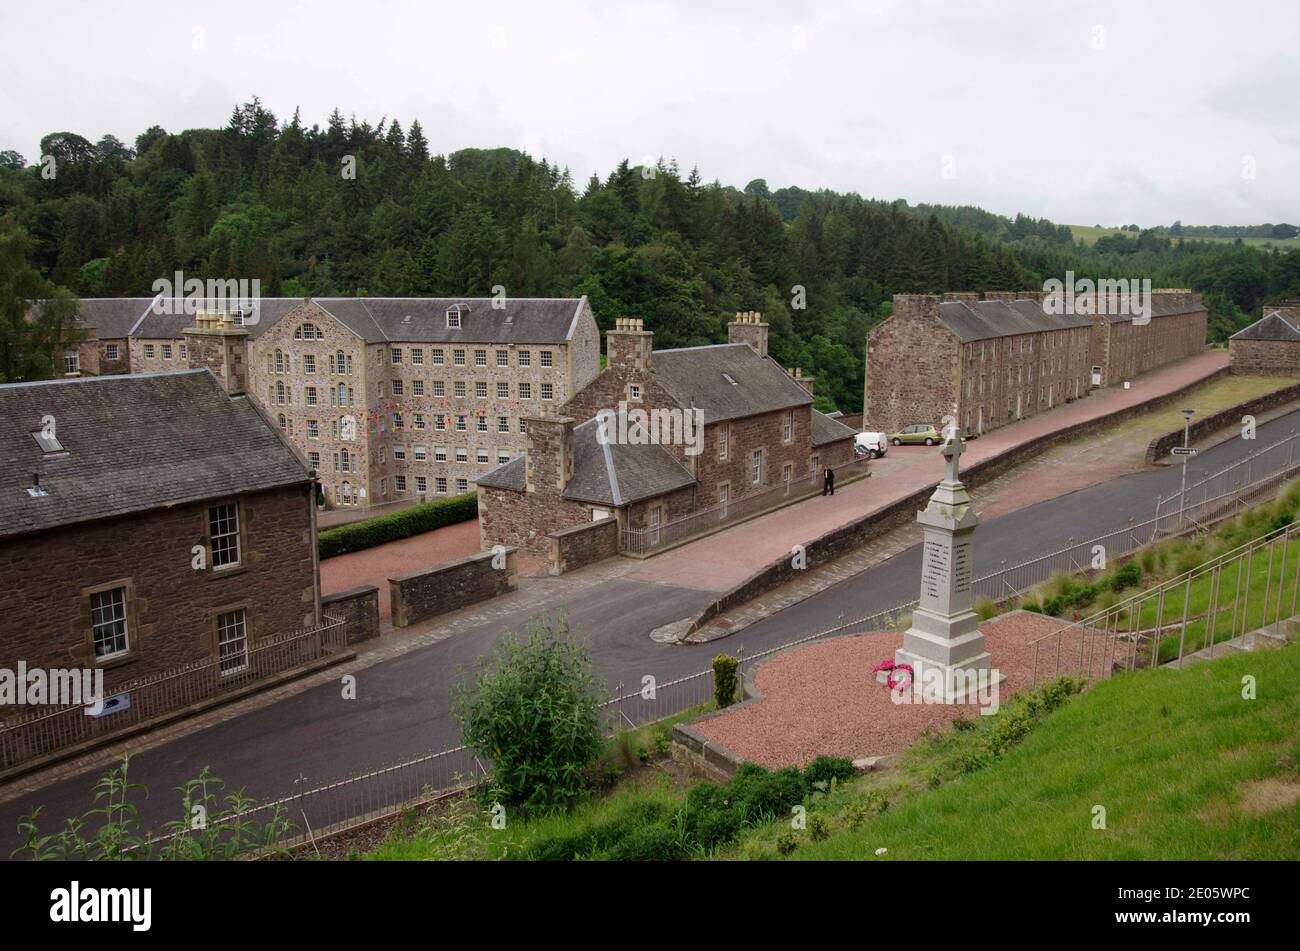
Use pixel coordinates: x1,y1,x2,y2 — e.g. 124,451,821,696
446,307,463,329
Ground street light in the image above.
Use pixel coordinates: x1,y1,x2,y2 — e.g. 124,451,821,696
1179,408,1195,527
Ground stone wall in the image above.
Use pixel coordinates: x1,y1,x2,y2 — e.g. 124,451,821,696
548,518,620,575
1230,338,1300,376
0,482,318,694
1144,381,1300,463
321,585,381,644
389,547,518,628
864,295,960,434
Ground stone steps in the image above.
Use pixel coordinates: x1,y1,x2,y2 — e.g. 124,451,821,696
1167,616,1296,668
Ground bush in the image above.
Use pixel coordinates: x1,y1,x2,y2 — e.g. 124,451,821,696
712,654,739,709
318,492,478,558
451,613,603,811
973,596,998,620
802,756,857,790
1108,562,1141,591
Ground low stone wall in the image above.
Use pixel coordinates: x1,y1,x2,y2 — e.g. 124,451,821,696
1144,381,1300,464
548,517,619,575
685,364,1230,637
322,585,381,644
389,548,518,628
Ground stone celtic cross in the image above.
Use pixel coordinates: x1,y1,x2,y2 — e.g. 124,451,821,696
942,427,964,484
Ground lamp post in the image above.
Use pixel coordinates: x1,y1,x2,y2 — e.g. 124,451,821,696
1179,408,1195,527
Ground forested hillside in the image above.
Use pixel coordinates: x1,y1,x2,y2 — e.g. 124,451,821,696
3,98,1300,407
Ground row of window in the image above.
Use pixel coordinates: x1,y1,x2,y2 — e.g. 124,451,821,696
91,503,245,668
390,413,527,435
141,342,186,361
386,345,554,369
92,586,250,674
328,476,471,506
271,382,356,408
716,413,795,463
382,379,554,400
270,350,354,375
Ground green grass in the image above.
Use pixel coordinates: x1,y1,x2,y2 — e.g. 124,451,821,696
1068,224,1136,245
775,642,1300,860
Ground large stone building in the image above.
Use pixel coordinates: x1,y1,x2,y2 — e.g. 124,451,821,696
477,312,856,553
864,289,1207,436
1229,301,1300,375
0,368,320,695
1087,288,1206,386
46,297,156,376
245,297,601,510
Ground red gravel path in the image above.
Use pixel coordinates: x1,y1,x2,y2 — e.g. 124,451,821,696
694,612,1076,769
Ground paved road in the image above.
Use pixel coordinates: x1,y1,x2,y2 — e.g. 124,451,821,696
2,407,1293,850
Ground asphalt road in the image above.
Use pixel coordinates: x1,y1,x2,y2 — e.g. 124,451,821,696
3,408,1295,851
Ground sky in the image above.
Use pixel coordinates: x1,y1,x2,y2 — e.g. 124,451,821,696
1,0,1297,227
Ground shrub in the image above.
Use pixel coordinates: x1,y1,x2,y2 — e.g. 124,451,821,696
775,832,799,856
1108,562,1142,591
318,492,478,558
802,756,857,790
451,613,603,812
973,596,998,620
712,654,739,709
807,814,830,842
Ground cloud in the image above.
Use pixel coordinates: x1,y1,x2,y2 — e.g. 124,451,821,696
0,0,1295,225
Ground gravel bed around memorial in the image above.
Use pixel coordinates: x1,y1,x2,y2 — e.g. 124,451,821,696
692,611,1069,769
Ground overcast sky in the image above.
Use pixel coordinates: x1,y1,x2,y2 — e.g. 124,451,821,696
2,0,1296,226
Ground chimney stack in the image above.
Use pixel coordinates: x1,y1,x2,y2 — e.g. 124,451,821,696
184,309,250,396
787,366,815,396
728,310,769,357
606,317,654,371
523,408,575,495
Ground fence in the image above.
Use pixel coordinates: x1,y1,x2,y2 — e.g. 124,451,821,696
1154,428,1300,535
621,455,870,555
0,616,347,772
1030,518,1300,686
103,439,1300,852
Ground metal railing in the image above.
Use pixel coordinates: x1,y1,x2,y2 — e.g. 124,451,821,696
1155,427,1300,534
0,616,347,772
621,456,871,555
1030,518,1300,685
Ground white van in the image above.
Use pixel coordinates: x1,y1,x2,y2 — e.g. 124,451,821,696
854,431,888,459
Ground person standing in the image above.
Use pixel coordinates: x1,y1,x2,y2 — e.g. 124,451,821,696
823,466,835,496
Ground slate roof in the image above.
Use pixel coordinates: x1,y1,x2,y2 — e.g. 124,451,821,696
131,297,303,340
936,299,1093,342
311,297,587,344
0,370,311,540
475,416,696,507
647,343,813,425
1230,311,1300,342
30,298,157,339
810,409,857,447
1088,294,1207,325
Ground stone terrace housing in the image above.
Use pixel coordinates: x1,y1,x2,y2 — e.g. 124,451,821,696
1229,301,1300,375
476,312,857,553
0,370,320,694
864,290,1207,436
247,297,600,510
39,297,156,377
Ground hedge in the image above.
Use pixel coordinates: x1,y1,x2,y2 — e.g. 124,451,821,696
317,492,479,559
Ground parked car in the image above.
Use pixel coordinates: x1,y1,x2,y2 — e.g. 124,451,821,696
854,431,889,459
888,424,942,446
